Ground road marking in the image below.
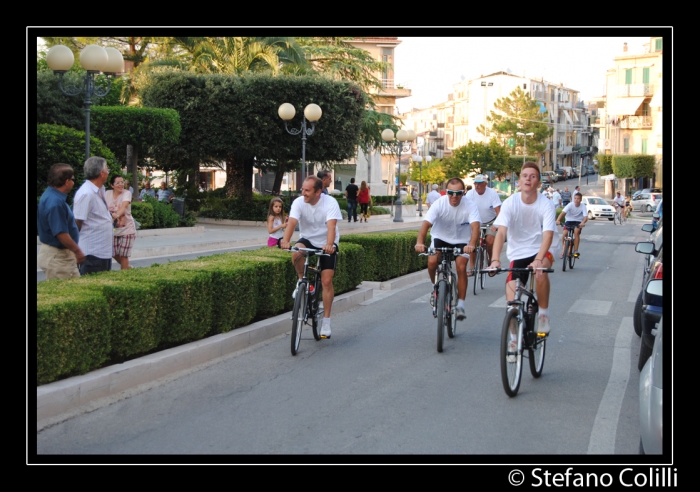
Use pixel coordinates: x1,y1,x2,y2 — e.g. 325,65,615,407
629,252,647,302
568,300,612,316
587,317,633,454
490,296,508,308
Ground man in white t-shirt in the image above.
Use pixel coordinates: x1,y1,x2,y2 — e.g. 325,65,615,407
612,191,628,216
552,188,562,208
465,174,501,275
426,184,441,208
490,162,558,337
415,177,481,321
555,191,588,257
281,176,342,339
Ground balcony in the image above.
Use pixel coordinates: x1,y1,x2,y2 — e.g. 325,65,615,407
619,115,652,129
378,78,412,98
613,84,653,97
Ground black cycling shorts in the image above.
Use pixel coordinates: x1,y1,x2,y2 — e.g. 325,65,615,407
507,252,553,285
294,237,338,271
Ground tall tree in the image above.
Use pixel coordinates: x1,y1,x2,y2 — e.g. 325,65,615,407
479,86,552,157
447,139,510,179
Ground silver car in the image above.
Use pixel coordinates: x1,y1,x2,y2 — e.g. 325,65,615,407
631,192,662,212
639,303,662,455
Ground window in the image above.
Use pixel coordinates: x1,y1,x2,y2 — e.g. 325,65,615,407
655,38,662,51
623,137,630,154
642,102,650,116
643,67,650,84
523,83,527,90
642,139,648,154
625,69,633,85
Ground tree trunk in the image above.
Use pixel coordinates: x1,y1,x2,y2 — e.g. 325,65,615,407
130,146,140,201
225,154,254,201
272,162,286,194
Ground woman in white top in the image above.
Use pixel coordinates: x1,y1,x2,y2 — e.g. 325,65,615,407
105,175,137,270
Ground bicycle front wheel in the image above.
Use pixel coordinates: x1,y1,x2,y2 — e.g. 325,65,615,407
472,248,481,296
291,282,307,355
501,308,523,397
528,305,546,377
448,274,457,339
310,287,321,341
437,280,448,352
568,238,576,270
614,212,620,225
480,248,488,290
562,238,568,272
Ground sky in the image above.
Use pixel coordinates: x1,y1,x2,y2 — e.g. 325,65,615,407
393,36,653,114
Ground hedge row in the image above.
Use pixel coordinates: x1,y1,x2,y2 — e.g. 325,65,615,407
37,243,364,385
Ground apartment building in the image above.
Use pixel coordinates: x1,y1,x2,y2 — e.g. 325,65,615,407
401,71,591,175
598,38,663,189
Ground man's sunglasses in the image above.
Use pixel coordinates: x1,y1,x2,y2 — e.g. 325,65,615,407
446,190,464,196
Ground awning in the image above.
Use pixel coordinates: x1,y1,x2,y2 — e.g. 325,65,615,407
572,110,579,122
564,110,573,125
607,96,647,116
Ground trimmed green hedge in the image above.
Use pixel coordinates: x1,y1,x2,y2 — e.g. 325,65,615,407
341,230,429,281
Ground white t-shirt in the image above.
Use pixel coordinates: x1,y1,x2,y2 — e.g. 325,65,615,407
613,195,626,207
494,192,560,260
552,191,562,206
289,194,342,247
562,202,587,222
426,190,441,206
425,195,481,245
465,187,501,223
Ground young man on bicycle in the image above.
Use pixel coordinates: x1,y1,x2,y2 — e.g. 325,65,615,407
465,174,501,275
415,177,481,321
613,191,627,217
281,176,342,339
555,192,588,258
489,162,559,335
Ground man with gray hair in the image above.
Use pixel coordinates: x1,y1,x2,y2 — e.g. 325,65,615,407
426,184,441,208
317,169,331,195
73,156,114,275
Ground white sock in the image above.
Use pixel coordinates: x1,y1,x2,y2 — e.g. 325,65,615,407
539,308,549,318
457,299,465,309
323,318,330,327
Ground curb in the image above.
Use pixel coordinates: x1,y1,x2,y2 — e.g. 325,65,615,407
37,286,374,426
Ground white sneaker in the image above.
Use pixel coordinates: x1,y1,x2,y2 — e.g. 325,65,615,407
320,322,331,339
507,339,517,363
537,314,551,335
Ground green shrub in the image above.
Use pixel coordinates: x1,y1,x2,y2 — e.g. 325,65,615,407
131,201,154,229
341,230,428,281
143,195,180,228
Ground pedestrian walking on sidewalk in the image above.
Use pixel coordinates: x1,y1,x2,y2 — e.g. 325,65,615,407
358,181,371,222
106,174,137,270
345,178,359,222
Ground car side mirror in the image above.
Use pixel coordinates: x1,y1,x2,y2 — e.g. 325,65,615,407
641,224,654,233
636,242,654,254
645,279,662,297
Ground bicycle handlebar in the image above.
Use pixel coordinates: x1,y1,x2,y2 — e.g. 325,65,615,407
481,267,554,274
418,247,469,258
287,246,331,256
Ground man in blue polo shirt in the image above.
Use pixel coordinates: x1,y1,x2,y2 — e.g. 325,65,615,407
37,163,85,279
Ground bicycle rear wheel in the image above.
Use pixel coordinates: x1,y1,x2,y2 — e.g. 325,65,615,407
480,248,488,290
472,248,481,296
501,308,522,397
291,281,307,355
310,285,321,341
448,274,457,339
568,237,576,269
528,304,546,377
437,280,448,352
562,238,568,272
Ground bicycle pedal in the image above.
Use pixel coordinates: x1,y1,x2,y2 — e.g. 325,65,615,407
536,332,548,338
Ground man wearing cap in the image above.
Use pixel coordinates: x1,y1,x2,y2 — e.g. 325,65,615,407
465,174,502,275
426,184,441,208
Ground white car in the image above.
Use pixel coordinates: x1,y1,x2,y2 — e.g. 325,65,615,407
581,195,615,220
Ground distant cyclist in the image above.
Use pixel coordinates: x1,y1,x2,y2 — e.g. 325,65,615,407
555,192,588,258
613,191,628,216
415,177,481,321
465,174,501,275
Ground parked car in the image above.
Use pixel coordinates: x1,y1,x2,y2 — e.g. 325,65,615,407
652,200,662,230
543,171,558,183
581,195,615,220
633,244,662,370
579,167,588,177
633,221,662,340
555,169,567,181
568,168,579,179
631,192,662,212
541,173,553,185
632,188,662,200
639,312,662,455
586,165,596,175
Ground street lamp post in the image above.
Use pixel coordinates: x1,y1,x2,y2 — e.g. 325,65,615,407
46,44,124,161
278,103,323,184
515,132,534,193
382,128,416,222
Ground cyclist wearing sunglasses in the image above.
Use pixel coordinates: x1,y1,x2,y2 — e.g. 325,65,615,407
415,177,481,321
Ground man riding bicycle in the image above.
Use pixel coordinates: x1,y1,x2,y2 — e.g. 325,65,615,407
489,162,559,335
555,192,588,258
613,191,628,217
280,176,342,339
415,177,481,321
465,174,501,276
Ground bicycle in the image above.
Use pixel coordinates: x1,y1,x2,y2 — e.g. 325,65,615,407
560,223,579,272
484,266,554,397
472,226,490,295
419,247,466,353
613,203,626,225
286,247,329,355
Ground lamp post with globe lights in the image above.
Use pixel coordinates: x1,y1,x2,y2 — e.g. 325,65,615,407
278,103,323,187
46,44,124,161
382,128,416,222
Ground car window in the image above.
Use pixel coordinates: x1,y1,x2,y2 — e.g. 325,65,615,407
587,198,606,205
